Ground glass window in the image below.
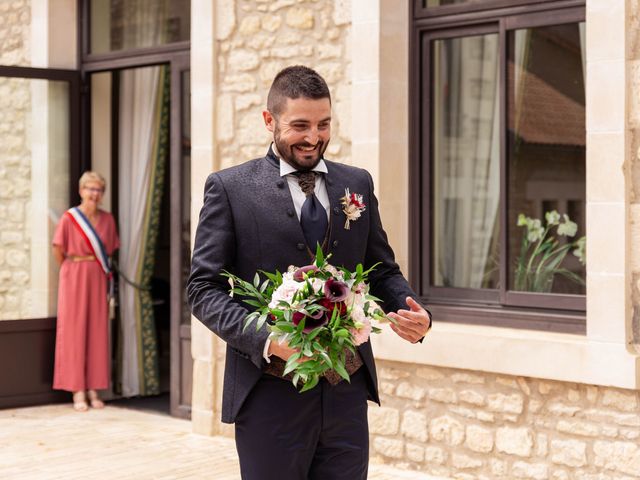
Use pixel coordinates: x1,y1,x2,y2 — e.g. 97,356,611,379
508,23,586,294
0,78,70,320
90,0,191,54
432,34,500,289
421,15,586,313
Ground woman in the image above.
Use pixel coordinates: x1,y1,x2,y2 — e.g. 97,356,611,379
52,171,120,411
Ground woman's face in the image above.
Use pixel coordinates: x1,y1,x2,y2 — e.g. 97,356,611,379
79,180,105,209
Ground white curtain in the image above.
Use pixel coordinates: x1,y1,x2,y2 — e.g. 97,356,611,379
118,67,162,397
116,0,168,397
433,34,500,288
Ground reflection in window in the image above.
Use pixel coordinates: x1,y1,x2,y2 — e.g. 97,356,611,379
432,34,500,289
508,23,586,294
0,78,69,319
90,0,191,54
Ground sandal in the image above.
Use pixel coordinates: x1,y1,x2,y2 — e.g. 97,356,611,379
72,391,88,412
87,390,105,409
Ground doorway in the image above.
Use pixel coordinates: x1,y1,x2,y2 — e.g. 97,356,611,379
87,54,192,418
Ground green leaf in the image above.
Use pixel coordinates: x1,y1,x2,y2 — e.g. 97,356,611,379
306,326,323,341
256,313,269,331
333,362,350,382
302,344,313,357
242,299,265,308
318,350,333,368
274,323,295,333
284,354,301,376
253,272,260,287
296,316,306,333
299,374,320,392
315,244,324,267
292,373,300,388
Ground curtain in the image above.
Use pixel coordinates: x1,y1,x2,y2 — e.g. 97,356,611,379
117,66,169,396
434,35,500,288
114,0,169,397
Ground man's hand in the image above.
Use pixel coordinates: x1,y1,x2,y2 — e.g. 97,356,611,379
268,339,310,362
268,339,298,361
388,297,431,344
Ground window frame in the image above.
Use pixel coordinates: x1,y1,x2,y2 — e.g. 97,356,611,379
80,0,191,63
410,1,587,332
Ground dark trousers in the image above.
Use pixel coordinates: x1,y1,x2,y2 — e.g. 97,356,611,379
234,369,369,480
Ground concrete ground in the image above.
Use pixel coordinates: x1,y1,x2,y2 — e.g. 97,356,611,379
0,403,445,479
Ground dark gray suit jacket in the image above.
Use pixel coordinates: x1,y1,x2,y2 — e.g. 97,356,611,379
187,149,418,423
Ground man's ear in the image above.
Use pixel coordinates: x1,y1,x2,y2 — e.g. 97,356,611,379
262,110,275,133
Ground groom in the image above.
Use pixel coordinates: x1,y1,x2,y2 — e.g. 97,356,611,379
188,65,431,480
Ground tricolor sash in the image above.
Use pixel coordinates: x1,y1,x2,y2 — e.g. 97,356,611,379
65,207,112,276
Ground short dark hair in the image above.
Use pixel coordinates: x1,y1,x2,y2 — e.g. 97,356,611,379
267,65,331,116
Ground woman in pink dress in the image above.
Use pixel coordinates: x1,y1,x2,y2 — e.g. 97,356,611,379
52,171,120,411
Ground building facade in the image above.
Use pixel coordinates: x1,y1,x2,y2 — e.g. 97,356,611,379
1,0,640,478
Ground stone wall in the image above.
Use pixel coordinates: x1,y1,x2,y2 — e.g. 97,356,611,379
214,0,352,170
0,0,32,320
370,360,640,479
629,0,640,346
0,0,31,66
0,77,32,319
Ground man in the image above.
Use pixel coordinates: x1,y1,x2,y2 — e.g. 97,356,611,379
188,65,431,480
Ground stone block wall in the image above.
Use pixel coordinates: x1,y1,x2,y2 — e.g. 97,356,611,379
628,0,640,345
370,360,640,479
0,0,32,320
0,0,31,66
214,0,352,170
0,77,32,319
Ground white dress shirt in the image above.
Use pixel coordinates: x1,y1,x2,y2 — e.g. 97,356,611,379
263,145,330,362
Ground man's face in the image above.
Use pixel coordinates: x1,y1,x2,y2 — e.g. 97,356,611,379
263,97,331,171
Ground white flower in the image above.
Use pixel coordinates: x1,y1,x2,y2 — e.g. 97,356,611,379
311,278,325,293
268,278,302,309
545,210,560,226
558,214,578,237
573,236,586,265
527,219,544,243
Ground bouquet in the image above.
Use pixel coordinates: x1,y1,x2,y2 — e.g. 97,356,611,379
223,246,392,392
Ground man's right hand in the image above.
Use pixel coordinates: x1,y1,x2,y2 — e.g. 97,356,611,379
267,339,300,361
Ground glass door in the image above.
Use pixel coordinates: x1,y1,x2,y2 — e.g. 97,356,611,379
0,65,80,406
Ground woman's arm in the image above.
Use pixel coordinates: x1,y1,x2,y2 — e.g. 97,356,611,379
52,245,65,267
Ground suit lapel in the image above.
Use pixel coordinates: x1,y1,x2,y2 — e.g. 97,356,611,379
325,162,349,256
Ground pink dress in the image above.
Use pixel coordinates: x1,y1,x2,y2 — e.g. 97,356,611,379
52,209,120,392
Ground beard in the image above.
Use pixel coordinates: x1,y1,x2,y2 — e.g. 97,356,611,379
273,124,329,172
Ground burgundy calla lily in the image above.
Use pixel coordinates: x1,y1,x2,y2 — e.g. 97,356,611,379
292,309,328,333
320,298,347,317
293,265,319,282
323,278,349,302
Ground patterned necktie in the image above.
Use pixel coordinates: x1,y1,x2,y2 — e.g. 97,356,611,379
295,171,328,251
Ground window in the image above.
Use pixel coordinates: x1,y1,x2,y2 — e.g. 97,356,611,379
87,0,190,55
411,1,586,331
0,68,80,321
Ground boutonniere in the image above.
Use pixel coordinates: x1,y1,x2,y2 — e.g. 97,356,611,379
340,188,366,230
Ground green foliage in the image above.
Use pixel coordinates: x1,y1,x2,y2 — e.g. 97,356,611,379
221,250,385,392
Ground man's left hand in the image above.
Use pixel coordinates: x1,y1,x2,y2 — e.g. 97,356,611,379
388,297,431,344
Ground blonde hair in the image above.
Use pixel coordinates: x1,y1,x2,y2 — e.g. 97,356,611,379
79,171,106,191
